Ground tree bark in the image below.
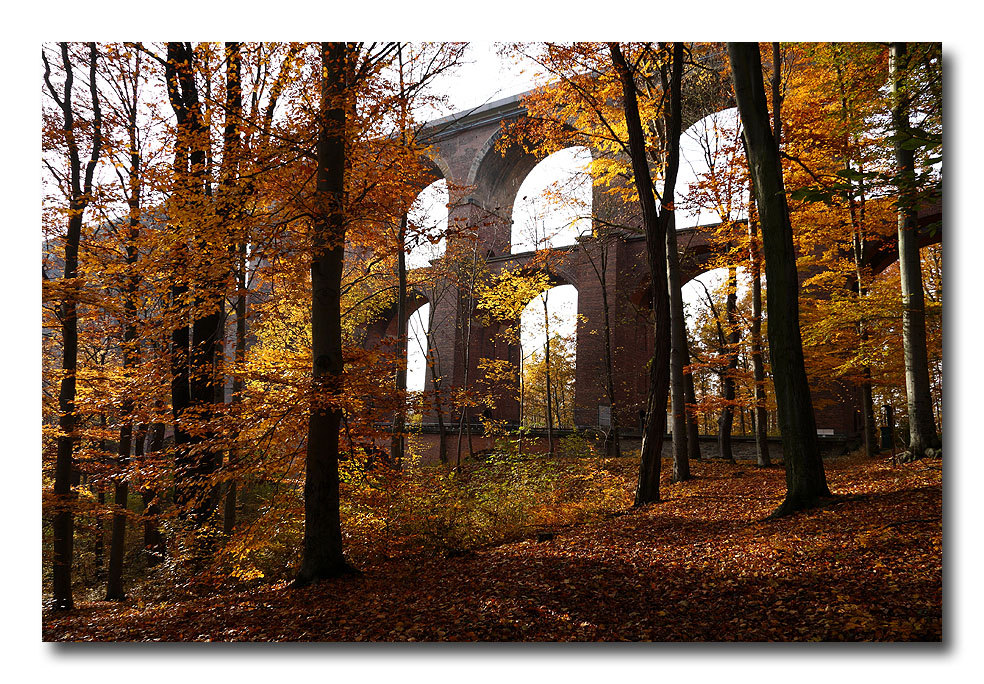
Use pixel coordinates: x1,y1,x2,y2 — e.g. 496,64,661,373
44,42,102,610
542,289,555,455
889,42,940,458
609,42,683,505
748,197,771,466
391,213,409,468
683,348,702,460
165,42,217,526
729,42,829,516
295,42,356,585
142,422,166,565
716,266,739,463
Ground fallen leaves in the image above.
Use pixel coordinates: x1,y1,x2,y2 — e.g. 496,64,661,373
42,454,942,642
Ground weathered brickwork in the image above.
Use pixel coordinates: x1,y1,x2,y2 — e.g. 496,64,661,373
361,92,942,441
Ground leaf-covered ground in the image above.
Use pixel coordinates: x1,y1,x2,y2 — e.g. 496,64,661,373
42,454,942,641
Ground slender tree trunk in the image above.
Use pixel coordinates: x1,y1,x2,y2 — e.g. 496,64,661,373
44,42,102,610
424,303,449,465
142,422,166,565
599,248,621,459
219,41,245,535
667,210,691,481
609,42,683,505
225,266,247,535
107,56,144,599
683,348,702,460
748,198,771,466
889,42,940,458
106,430,130,600
717,266,739,463
391,213,409,468
542,290,554,456
93,485,105,581
295,42,355,585
730,42,829,516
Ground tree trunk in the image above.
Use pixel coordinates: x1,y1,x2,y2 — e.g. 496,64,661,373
142,422,166,565
107,59,144,599
729,42,829,516
391,212,409,468
666,205,691,482
44,42,102,610
106,431,130,600
716,266,739,463
599,246,621,459
609,42,684,505
542,290,554,456
889,42,940,458
683,348,702,460
748,199,771,466
165,42,216,526
222,41,245,536
295,42,355,585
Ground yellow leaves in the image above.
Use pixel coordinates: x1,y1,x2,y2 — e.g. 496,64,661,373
477,268,551,326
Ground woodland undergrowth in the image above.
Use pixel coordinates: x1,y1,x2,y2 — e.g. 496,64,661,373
43,450,942,642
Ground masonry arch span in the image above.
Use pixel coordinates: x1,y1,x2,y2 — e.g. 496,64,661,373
511,146,592,253
407,178,449,269
677,107,746,230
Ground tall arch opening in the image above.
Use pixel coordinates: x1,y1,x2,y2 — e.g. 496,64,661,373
677,107,745,229
402,178,449,394
511,147,592,253
406,301,431,393
407,179,448,269
519,283,578,429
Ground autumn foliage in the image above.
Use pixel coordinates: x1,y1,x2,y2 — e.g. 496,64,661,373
43,453,941,641
41,41,942,642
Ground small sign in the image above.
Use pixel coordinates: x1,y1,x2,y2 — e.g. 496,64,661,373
817,428,835,436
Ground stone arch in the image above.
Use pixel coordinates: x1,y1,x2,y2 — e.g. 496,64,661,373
468,127,597,256
407,178,450,269
361,289,432,352
511,146,593,254
419,150,452,187
677,106,746,229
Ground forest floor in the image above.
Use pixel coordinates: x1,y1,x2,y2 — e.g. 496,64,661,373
42,453,942,642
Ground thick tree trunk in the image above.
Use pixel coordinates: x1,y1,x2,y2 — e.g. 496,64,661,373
165,42,216,525
889,42,940,458
729,42,829,516
295,42,355,585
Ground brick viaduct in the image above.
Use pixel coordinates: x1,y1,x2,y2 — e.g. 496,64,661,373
361,91,943,442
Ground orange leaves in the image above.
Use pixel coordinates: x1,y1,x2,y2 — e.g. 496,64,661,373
44,454,941,641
